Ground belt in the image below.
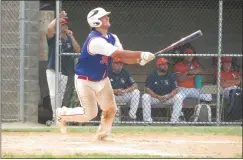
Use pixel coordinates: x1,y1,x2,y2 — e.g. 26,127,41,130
77,75,106,82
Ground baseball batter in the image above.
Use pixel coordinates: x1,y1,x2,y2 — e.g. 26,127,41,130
55,7,155,141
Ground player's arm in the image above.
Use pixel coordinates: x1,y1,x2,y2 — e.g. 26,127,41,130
88,38,154,66
113,34,140,64
123,83,137,93
165,88,178,100
220,79,241,88
220,72,241,87
175,65,197,82
144,74,161,99
122,71,137,93
145,88,163,100
47,11,67,39
112,34,138,64
66,30,81,53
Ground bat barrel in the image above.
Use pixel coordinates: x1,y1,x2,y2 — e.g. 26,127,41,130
155,30,203,56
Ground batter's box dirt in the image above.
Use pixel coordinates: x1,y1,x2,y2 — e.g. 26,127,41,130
2,132,242,158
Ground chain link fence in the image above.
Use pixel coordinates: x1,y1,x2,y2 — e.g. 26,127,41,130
1,1,21,122
1,1,40,123
1,1,242,125
59,0,242,126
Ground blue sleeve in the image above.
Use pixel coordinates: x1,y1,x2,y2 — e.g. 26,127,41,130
170,72,177,90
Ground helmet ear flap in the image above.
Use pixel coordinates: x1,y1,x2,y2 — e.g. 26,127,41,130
94,19,102,27
88,19,102,27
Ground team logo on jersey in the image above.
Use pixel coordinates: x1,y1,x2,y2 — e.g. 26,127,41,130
120,78,125,84
164,80,169,85
100,56,109,65
67,43,71,49
154,81,158,85
110,78,113,82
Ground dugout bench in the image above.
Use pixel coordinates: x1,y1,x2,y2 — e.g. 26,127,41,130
115,85,218,123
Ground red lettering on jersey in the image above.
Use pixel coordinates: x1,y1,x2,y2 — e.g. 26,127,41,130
100,56,108,65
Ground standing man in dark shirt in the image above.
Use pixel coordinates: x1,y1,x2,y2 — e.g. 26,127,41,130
142,58,184,123
46,11,81,122
108,59,140,120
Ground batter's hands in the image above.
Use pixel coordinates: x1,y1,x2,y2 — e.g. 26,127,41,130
139,52,155,66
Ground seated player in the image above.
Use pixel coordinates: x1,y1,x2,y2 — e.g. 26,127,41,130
142,58,184,123
108,59,140,120
174,48,212,102
220,57,242,99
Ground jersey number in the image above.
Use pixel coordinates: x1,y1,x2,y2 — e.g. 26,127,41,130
100,56,109,65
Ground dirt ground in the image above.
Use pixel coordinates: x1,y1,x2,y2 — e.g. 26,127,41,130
2,132,242,158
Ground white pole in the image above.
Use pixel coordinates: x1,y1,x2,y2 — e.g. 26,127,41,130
55,0,60,120
0,0,2,124
216,0,223,125
19,1,25,122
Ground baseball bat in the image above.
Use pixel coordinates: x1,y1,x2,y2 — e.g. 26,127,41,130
154,30,203,56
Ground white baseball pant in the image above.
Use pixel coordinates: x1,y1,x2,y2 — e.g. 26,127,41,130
115,89,140,119
60,75,117,138
178,87,212,101
142,93,184,122
46,69,68,118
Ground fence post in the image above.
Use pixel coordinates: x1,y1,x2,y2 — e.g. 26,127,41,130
0,0,2,123
19,1,25,122
216,0,223,126
55,0,60,119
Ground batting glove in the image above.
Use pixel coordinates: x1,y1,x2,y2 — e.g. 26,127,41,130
139,52,155,66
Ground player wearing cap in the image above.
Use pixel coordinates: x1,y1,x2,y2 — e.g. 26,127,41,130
108,59,140,120
55,7,155,140
174,48,212,102
142,58,184,124
220,57,241,98
46,11,81,122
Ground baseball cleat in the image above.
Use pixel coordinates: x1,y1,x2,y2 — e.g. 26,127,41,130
93,134,117,142
56,106,67,133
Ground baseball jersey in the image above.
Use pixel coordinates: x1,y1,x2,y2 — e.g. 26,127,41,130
221,70,240,87
145,70,177,96
108,68,135,89
174,61,199,88
75,30,121,81
47,34,75,76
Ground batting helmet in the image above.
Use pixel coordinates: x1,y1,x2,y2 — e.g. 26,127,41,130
87,7,111,28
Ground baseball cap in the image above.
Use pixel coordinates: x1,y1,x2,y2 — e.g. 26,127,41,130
184,48,193,54
221,57,232,63
156,58,168,65
60,18,68,25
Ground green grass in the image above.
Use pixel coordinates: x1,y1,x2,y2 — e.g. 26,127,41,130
2,152,242,159
2,126,242,136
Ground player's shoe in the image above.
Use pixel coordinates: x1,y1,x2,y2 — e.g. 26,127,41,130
93,134,117,142
56,106,67,133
